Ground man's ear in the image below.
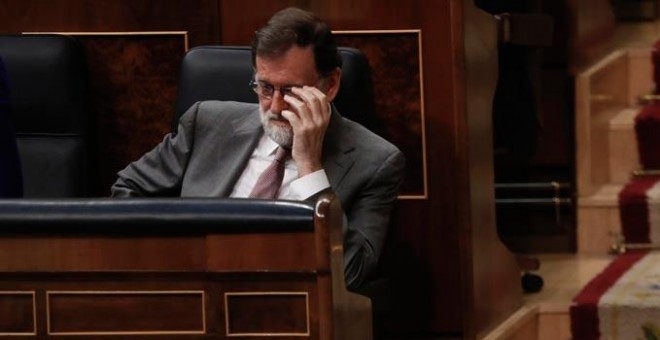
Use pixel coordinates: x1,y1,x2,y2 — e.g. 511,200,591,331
324,67,342,102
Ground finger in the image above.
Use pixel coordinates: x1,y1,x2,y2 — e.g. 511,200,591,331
293,87,323,112
292,87,326,124
280,109,301,128
306,86,328,103
284,93,316,127
304,86,330,121
282,94,306,117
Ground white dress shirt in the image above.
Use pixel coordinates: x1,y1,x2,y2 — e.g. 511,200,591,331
230,134,330,200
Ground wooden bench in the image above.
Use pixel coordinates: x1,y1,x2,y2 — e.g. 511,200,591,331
0,193,370,339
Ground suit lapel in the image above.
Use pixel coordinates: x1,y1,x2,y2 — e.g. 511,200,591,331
323,107,356,191
214,108,262,197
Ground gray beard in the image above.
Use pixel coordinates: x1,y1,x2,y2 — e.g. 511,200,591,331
260,109,293,148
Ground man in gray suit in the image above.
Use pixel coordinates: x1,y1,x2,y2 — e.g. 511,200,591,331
111,7,405,289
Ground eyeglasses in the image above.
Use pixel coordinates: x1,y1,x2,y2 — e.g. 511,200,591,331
249,80,296,99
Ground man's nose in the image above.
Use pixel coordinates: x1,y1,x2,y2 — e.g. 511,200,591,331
269,90,288,113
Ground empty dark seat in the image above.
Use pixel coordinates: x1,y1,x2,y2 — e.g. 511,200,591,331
0,34,91,197
0,56,22,198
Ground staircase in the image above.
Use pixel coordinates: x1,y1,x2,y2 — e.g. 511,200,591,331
576,48,654,253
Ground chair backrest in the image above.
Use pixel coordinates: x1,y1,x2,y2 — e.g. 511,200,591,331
174,46,379,134
0,56,23,198
0,34,91,197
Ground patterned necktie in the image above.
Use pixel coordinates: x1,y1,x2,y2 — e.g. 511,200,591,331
249,146,291,199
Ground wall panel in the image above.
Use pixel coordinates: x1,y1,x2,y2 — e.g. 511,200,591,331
0,0,220,46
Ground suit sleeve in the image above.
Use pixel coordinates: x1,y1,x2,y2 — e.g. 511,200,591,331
110,102,201,197
343,148,405,290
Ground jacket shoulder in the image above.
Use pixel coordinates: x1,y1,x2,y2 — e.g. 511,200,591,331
339,116,402,156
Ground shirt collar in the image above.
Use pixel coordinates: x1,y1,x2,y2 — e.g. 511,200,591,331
262,135,280,156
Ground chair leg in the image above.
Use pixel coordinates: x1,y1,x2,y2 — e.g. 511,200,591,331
516,255,544,293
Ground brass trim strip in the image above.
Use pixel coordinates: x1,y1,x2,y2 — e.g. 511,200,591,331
638,93,660,105
610,231,660,254
0,291,36,336
46,290,205,336
224,291,310,337
633,169,660,177
333,29,422,34
333,29,428,200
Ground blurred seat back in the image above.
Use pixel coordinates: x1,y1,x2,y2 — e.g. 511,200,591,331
0,56,23,198
0,34,91,197
173,46,379,134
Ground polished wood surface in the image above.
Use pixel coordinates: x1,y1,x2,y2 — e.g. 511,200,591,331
574,48,654,253
460,2,522,338
0,293,34,335
48,291,205,334
0,193,370,339
483,254,613,339
0,0,220,46
333,31,427,197
568,0,617,73
225,293,309,335
576,50,630,197
206,233,316,271
0,236,206,270
76,33,187,196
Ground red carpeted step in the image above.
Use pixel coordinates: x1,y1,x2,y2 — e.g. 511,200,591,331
570,250,648,340
618,175,660,243
652,39,660,93
635,103,660,170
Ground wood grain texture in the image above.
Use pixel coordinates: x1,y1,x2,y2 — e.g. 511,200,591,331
206,233,316,271
225,293,308,335
0,193,365,339
48,291,205,334
0,236,206,271
0,293,34,335
460,2,522,338
567,0,616,72
575,51,629,197
76,34,186,196
334,32,426,197
0,0,220,46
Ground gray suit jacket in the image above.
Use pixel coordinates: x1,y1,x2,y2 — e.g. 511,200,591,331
112,101,405,289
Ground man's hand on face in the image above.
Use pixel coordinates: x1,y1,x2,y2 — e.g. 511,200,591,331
281,85,331,177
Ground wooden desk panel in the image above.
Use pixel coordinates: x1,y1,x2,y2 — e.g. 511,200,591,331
0,274,320,338
206,233,316,271
0,194,369,339
0,236,206,271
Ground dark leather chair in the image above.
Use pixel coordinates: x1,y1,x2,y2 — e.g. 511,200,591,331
0,35,91,197
173,45,389,337
173,46,379,134
0,56,23,198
